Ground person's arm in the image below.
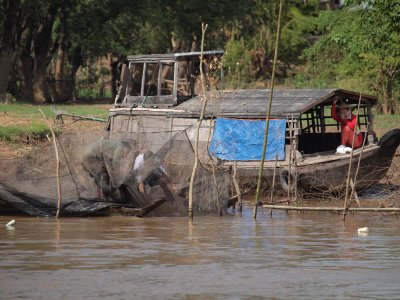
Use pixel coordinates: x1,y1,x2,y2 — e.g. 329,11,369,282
138,181,145,193
331,101,342,123
159,165,177,192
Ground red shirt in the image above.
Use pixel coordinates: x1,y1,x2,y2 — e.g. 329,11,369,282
331,103,359,132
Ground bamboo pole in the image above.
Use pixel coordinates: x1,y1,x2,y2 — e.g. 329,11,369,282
264,205,400,212
349,126,369,207
287,115,294,204
39,109,62,218
232,162,242,213
343,93,362,220
292,118,298,204
269,154,279,216
188,23,208,221
211,162,222,216
253,0,284,219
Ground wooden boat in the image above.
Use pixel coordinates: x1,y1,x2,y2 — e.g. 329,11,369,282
108,51,400,193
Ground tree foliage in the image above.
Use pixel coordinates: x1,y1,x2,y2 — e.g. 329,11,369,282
296,0,400,113
3,0,398,111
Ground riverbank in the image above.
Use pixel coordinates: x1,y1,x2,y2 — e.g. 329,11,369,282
0,102,111,158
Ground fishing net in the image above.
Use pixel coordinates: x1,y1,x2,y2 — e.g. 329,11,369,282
0,127,231,217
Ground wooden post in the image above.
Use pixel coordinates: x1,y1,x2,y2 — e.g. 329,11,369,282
188,23,208,221
157,62,162,96
253,0,284,219
292,119,299,204
39,109,62,218
141,62,147,96
343,92,362,220
125,62,133,98
173,60,179,103
287,115,294,204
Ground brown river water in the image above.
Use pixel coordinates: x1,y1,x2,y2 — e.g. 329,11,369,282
0,208,399,299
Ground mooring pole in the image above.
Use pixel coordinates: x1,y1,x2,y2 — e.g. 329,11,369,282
349,126,368,206
269,154,279,216
253,0,284,219
343,92,362,221
232,162,242,213
39,109,62,218
189,23,208,221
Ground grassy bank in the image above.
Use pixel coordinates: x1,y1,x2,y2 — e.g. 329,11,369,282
0,103,111,152
0,123,53,143
0,103,110,120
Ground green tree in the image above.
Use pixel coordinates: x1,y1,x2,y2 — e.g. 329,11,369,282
222,0,319,88
296,0,400,113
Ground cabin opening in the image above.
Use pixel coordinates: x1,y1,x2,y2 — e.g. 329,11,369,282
297,100,374,155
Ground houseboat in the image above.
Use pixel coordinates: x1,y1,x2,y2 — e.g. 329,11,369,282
108,51,400,193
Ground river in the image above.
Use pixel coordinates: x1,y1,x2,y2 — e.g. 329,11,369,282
0,208,399,299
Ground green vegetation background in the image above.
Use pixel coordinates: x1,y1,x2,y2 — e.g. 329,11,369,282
1,0,399,112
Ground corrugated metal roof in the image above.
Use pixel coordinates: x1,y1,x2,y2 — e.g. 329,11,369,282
127,50,224,63
174,89,377,118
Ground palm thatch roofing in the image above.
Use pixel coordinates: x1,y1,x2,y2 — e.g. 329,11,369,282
173,89,378,119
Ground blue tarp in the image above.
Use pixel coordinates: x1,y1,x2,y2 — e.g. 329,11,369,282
209,118,286,161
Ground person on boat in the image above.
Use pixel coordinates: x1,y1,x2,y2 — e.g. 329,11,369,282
133,151,176,202
331,98,363,153
82,139,136,200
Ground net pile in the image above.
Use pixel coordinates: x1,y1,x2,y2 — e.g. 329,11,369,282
0,128,231,217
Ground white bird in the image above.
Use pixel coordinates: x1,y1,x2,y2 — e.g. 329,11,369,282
358,227,369,233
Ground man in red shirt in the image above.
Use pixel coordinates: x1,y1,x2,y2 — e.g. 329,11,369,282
331,98,363,150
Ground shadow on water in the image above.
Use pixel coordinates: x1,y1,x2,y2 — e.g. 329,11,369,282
0,207,399,299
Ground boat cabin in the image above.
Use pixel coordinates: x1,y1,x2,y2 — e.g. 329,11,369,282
110,87,378,157
115,50,224,108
